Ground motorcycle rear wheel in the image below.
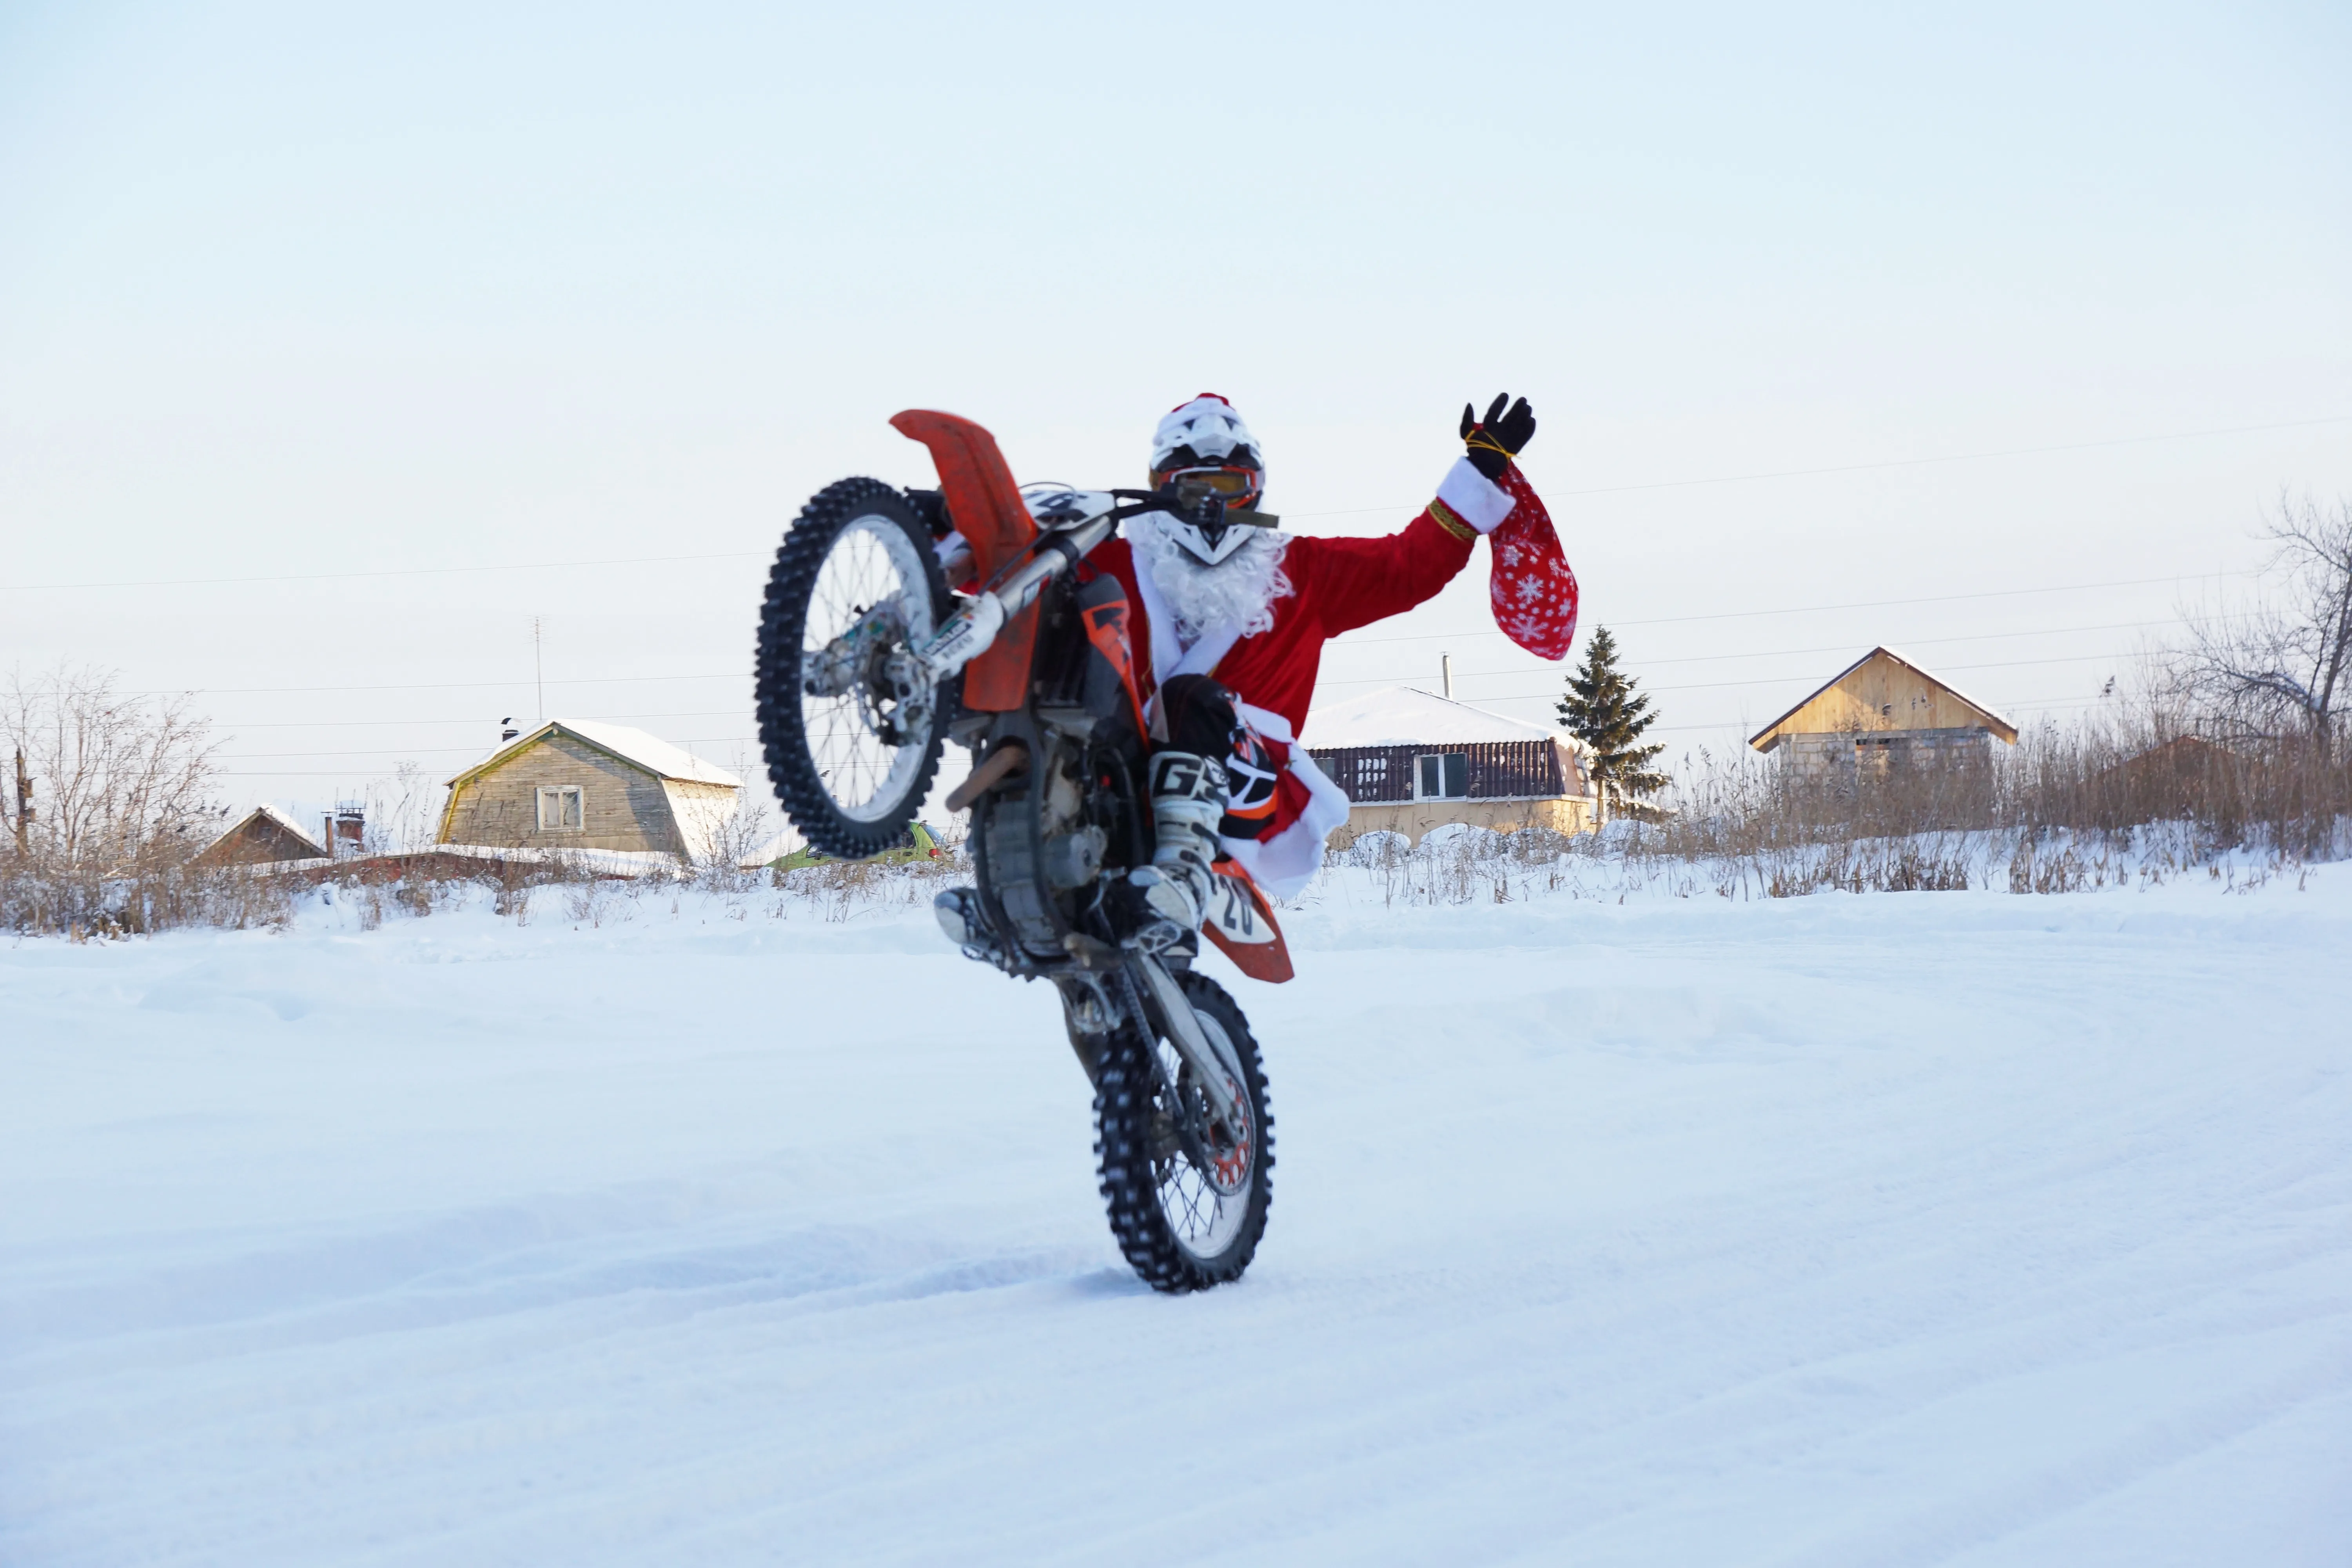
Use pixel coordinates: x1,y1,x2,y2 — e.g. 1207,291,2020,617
1095,970,1274,1292
756,479,954,859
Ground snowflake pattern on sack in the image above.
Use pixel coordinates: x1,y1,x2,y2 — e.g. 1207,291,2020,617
1488,465,1579,659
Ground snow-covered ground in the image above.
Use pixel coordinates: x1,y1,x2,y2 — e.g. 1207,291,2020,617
5,867,2350,1565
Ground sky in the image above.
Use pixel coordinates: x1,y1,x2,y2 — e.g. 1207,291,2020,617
3,1,2348,830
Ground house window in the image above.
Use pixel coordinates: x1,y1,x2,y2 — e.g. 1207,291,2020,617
1415,752,1469,800
1355,755,1388,792
536,785,584,831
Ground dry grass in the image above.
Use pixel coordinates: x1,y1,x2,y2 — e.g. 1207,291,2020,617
1639,711,2347,878
1315,710,2347,904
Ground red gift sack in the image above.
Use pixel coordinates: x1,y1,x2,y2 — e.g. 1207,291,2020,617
1488,466,1579,660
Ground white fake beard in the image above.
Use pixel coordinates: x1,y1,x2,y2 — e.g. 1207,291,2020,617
1130,519,1295,645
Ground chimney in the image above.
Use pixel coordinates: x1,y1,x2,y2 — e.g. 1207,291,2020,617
1441,653,1454,700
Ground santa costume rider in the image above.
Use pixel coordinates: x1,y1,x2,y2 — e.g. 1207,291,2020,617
951,390,1571,955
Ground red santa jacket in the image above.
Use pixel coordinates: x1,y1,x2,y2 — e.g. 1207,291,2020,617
1078,458,1519,896
1089,507,1472,735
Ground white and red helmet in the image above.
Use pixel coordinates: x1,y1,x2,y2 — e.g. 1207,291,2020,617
1148,393,1267,565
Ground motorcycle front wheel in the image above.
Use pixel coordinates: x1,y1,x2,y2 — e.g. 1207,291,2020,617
1095,970,1274,1292
755,479,955,859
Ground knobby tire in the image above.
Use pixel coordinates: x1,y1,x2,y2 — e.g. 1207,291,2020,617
1094,969,1274,1292
754,479,953,859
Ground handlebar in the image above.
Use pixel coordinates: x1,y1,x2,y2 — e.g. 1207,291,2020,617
911,485,1278,684
912,507,1120,681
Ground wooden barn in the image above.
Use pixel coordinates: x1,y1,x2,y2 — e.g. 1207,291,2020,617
2093,735,2235,822
437,720,742,864
189,804,329,868
1749,648,2018,783
1304,687,1597,847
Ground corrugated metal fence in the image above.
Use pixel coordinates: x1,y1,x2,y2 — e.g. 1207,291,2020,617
1307,740,1570,803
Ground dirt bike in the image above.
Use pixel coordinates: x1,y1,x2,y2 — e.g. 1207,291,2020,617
753,411,1292,1292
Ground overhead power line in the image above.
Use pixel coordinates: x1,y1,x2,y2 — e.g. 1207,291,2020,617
1344,648,2133,703
1,550,759,595
1320,623,2200,689
10,412,2337,594
216,707,750,731
137,671,749,699
218,734,760,762
146,567,2260,702
218,639,2132,758
189,612,2194,738
1334,613,2207,666
1523,690,2105,741
1288,412,2349,516
1331,568,2261,646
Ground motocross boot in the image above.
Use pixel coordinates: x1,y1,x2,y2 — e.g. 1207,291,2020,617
1116,750,1227,952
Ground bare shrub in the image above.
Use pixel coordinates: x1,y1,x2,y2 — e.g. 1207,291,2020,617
1617,699,2346,897
563,876,635,928
1325,825,1590,907
2178,492,2352,747
687,786,776,895
1314,680,2346,907
0,664,226,933
770,842,971,922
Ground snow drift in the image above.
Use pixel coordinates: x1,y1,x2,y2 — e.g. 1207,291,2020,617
4,867,2349,1565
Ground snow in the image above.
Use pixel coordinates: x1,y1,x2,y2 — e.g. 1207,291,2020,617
1306,685,1582,750
5,867,2350,1564
448,719,743,788
194,803,328,860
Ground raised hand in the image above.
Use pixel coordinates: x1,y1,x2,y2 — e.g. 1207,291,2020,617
1459,394,1536,480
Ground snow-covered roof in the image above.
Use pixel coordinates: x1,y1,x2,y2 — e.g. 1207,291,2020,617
197,802,328,859
447,720,742,789
1304,686,1572,749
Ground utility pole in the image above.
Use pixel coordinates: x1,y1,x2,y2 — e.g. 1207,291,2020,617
534,616,545,724
13,747,31,857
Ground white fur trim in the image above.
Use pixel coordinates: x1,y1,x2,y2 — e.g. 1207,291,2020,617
1436,457,1516,535
1232,701,1294,743
1219,741,1349,900
1125,524,1267,723
1126,537,1187,691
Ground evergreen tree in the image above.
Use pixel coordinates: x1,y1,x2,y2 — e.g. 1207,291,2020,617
1556,626,1668,821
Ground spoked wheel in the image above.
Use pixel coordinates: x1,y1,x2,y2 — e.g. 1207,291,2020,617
756,479,955,858
1095,970,1274,1292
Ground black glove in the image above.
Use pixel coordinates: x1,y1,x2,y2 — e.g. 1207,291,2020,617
1459,394,1536,481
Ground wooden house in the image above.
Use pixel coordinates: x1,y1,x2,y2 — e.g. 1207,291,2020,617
1749,648,2018,783
189,804,329,868
2092,735,2235,822
437,719,742,864
1304,687,1596,846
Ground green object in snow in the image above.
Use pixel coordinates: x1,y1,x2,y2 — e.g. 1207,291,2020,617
770,821,942,871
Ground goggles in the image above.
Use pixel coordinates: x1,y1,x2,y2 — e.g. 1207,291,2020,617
1155,465,1263,507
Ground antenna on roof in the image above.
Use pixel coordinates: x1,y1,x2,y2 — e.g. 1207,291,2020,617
532,617,545,723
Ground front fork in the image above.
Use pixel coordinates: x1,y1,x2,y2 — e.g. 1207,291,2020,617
1055,958,1246,1123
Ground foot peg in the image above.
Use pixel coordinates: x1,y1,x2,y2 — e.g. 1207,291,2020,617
933,886,1006,965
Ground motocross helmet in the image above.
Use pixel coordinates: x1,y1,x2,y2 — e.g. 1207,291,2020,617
1149,393,1265,566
